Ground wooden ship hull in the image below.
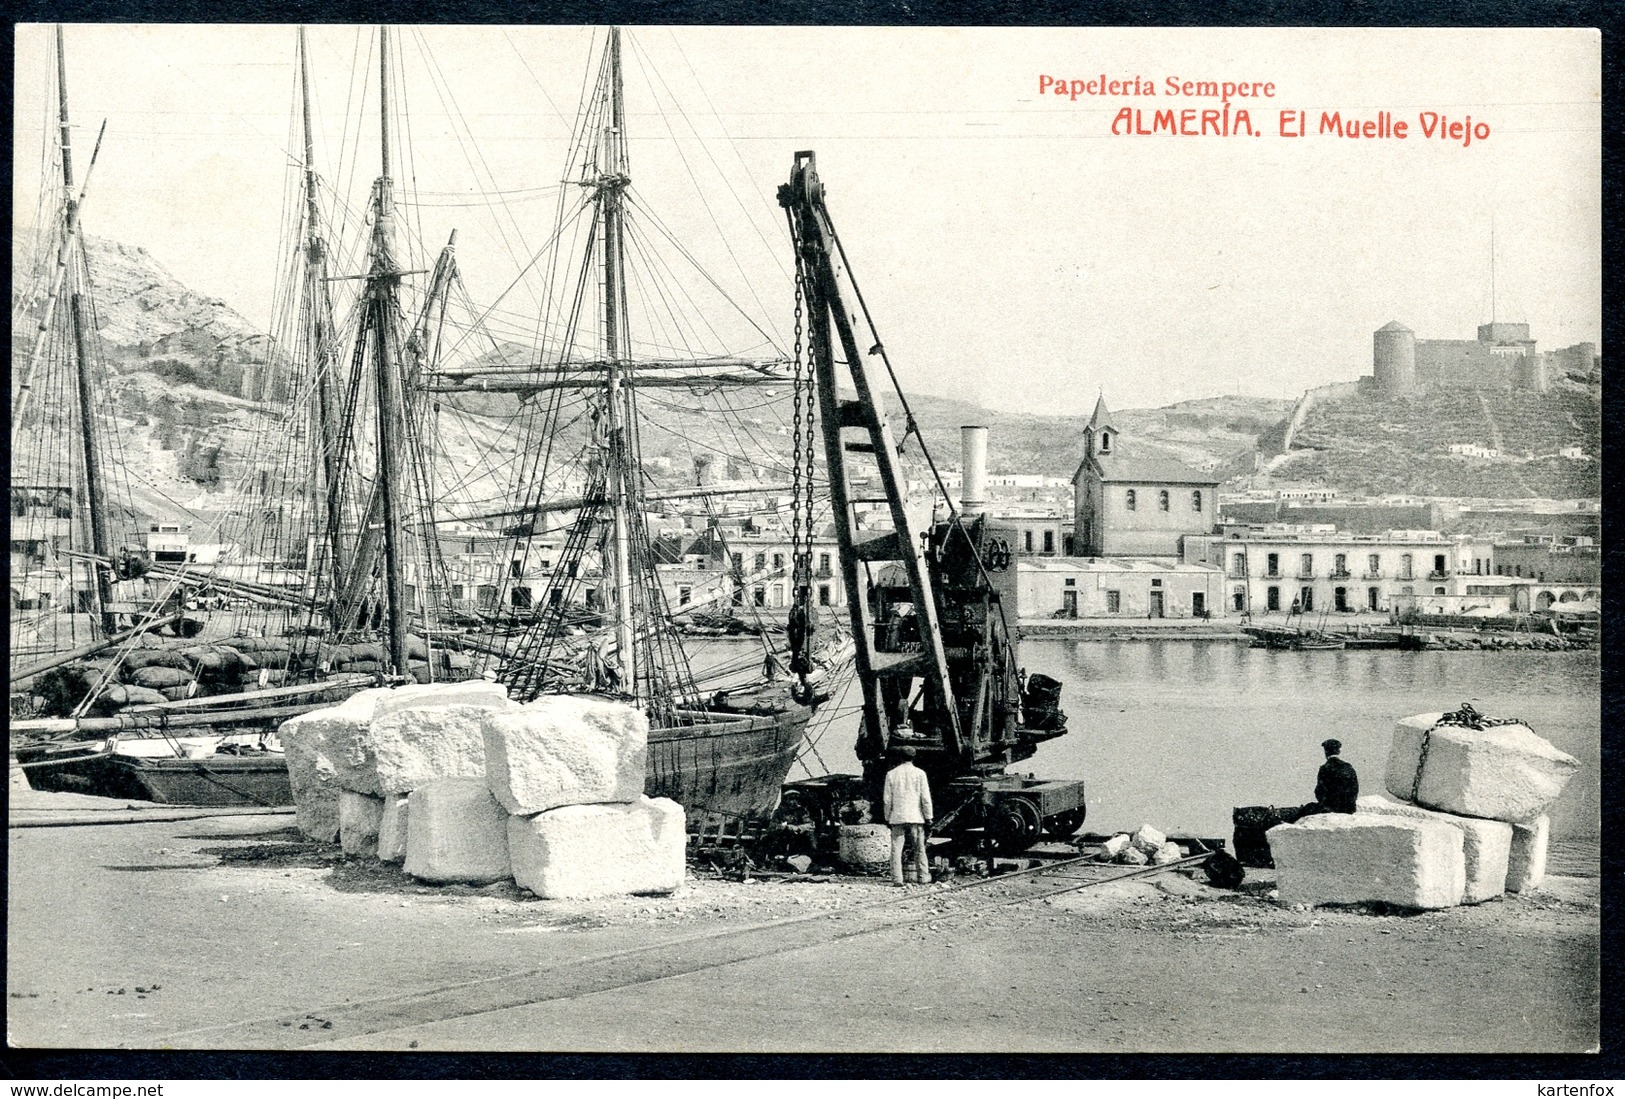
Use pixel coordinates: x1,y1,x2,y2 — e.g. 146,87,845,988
651,703,811,820
19,698,810,816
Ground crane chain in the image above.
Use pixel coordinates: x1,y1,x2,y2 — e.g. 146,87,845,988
1410,701,1530,803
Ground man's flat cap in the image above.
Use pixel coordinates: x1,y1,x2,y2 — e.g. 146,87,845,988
1322,739,1342,755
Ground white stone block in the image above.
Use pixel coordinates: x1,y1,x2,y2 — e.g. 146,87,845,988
1384,712,1580,823
278,687,395,796
1118,845,1148,866
1131,824,1166,854
1269,812,1465,910
277,713,342,842
482,695,648,815
1100,834,1130,859
404,777,512,884
339,790,384,858
508,796,686,899
836,823,893,871
1152,841,1184,865
280,682,514,805
1507,815,1549,893
1358,794,1512,904
369,682,515,794
377,793,410,863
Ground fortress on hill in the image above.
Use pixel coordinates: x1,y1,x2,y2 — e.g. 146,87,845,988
1370,319,1598,398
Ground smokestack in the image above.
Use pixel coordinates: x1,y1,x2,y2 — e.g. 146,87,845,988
960,425,988,516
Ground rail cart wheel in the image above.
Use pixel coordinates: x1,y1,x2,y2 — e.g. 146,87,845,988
990,796,1043,854
1043,808,1087,841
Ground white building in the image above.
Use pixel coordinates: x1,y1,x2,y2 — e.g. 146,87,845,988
1184,525,1459,615
1019,557,1225,620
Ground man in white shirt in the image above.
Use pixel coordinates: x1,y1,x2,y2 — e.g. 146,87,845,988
882,746,934,886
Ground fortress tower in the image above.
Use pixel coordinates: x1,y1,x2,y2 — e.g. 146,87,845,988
1373,321,1418,395
1513,352,1549,394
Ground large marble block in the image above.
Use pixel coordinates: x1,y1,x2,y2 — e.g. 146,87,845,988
483,695,647,815
1358,794,1512,903
377,793,411,863
1269,812,1465,910
508,796,686,899
277,716,341,842
368,681,514,794
403,777,512,884
339,790,385,858
1507,815,1550,893
1384,712,1579,823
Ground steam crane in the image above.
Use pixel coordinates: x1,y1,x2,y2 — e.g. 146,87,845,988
778,151,1086,854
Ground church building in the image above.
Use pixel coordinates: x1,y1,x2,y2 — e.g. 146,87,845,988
1071,396,1220,558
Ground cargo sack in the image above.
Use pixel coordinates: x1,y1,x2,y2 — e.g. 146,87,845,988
129,665,196,690
1232,805,1299,869
121,648,193,673
1203,846,1246,889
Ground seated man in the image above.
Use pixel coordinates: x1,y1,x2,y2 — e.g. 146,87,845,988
1296,738,1359,819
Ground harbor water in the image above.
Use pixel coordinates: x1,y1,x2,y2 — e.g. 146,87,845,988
696,638,1601,843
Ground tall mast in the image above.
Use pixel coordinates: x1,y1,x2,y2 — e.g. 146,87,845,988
70,293,115,634
55,27,115,634
56,25,76,207
299,26,348,615
597,28,638,699
368,25,411,675
13,28,89,433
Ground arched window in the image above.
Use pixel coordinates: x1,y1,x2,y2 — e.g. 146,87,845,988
1125,489,1136,511
1099,431,1112,454
1159,490,1170,511
1192,490,1203,512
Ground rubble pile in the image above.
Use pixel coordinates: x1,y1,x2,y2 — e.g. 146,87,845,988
279,686,686,900
1269,709,1578,909
1096,824,1188,867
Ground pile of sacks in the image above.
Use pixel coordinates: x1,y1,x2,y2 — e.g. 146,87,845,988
278,682,684,900
1269,711,1579,910
1096,824,1187,867
28,633,475,720
34,637,299,716
314,635,474,683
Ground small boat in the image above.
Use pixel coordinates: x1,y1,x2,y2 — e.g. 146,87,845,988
19,731,291,806
1244,625,1345,651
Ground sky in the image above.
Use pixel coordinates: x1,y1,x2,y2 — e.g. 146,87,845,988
12,24,1602,415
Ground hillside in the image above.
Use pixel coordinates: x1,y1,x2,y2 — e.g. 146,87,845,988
18,235,1294,530
864,391,1293,480
1272,386,1601,499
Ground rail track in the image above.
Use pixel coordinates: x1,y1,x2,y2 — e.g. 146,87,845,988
153,847,1211,1049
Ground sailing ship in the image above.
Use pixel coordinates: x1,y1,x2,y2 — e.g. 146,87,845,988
14,26,846,821
424,28,841,823
10,26,471,801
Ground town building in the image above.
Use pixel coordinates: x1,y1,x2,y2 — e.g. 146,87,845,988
1491,537,1600,587
1071,396,1220,557
1019,557,1225,620
1183,524,1460,616
999,507,1071,558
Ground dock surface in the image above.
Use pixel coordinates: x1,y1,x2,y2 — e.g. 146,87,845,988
7,792,1599,1053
